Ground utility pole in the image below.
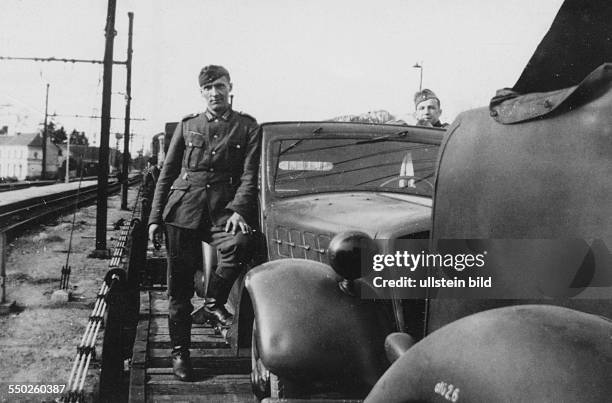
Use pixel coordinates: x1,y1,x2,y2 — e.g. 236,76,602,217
42,83,49,179
92,0,117,258
121,12,134,210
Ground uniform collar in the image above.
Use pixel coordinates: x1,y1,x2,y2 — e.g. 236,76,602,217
205,108,232,122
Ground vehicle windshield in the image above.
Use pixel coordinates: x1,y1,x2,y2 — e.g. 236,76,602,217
271,136,439,197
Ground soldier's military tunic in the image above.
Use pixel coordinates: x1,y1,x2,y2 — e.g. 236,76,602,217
149,108,260,349
429,120,449,129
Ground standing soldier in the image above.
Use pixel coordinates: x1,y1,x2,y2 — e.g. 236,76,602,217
141,155,160,224
148,65,260,381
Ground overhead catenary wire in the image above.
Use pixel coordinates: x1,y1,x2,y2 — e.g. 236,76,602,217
0,55,126,65
50,113,147,121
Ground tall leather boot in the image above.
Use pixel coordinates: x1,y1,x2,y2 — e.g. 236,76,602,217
194,272,234,327
169,320,193,381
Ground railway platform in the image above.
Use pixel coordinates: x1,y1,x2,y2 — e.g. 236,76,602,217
0,180,98,208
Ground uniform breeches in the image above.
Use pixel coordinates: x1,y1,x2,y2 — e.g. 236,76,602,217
165,223,253,348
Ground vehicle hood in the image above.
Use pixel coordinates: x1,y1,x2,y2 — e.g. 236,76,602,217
266,192,431,239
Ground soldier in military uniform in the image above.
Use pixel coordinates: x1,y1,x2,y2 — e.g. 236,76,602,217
141,156,160,224
414,89,449,128
148,65,260,381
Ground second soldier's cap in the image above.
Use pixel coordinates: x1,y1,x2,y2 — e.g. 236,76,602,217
414,89,440,108
198,65,231,87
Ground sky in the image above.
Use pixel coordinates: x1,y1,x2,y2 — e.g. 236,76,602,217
0,0,564,154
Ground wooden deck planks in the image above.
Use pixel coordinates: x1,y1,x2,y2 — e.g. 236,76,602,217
129,291,150,402
129,289,253,403
147,394,251,403
147,376,251,396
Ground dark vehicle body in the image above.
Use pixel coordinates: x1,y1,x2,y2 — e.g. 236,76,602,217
242,121,444,400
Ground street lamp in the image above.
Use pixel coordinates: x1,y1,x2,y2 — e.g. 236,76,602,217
413,62,423,91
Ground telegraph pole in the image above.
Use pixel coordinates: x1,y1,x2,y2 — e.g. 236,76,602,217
1,5,137,255
92,0,117,257
42,83,49,179
121,12,134,210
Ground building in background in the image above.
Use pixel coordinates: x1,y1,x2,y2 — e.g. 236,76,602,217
0,132,60,180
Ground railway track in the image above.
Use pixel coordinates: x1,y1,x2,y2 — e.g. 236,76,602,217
0,176,102,193
0,176,140,233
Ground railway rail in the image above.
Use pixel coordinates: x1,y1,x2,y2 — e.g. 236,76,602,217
0,176,140,233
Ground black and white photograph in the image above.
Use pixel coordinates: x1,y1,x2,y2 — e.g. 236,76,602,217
0,0,611,402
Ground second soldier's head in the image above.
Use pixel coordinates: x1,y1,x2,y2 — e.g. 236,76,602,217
199,65,232,114
414,89,442,126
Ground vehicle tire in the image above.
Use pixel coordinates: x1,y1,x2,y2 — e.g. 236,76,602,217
251,321,299,400
251,321,271,401
269,372,281,398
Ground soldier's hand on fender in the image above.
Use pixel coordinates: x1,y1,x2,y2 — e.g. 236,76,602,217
225,212,251,235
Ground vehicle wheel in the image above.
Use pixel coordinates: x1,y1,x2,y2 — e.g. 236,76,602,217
269,372,282,398
251,321,296,400
251,321,271,401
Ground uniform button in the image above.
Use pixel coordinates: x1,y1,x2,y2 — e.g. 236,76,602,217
211,151,216,155
206,184,211,188
236,144,241,149
213,135,218,139
189,142,193,146
209,168,214,172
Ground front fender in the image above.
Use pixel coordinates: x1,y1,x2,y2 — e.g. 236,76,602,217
365,305,612,403
245,259,392,387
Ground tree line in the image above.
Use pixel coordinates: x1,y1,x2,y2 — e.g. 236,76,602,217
45,121,89,146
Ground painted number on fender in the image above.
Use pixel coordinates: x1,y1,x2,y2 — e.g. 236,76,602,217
434,381,460,402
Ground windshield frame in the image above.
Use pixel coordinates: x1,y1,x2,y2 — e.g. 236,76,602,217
262,122,444,200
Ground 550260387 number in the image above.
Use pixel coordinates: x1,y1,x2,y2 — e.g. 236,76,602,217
7,384,66,394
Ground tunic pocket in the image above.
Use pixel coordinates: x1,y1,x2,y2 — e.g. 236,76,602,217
184,131,206,169
162,183,190,221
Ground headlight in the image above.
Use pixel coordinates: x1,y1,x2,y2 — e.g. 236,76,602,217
327,231,378,280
